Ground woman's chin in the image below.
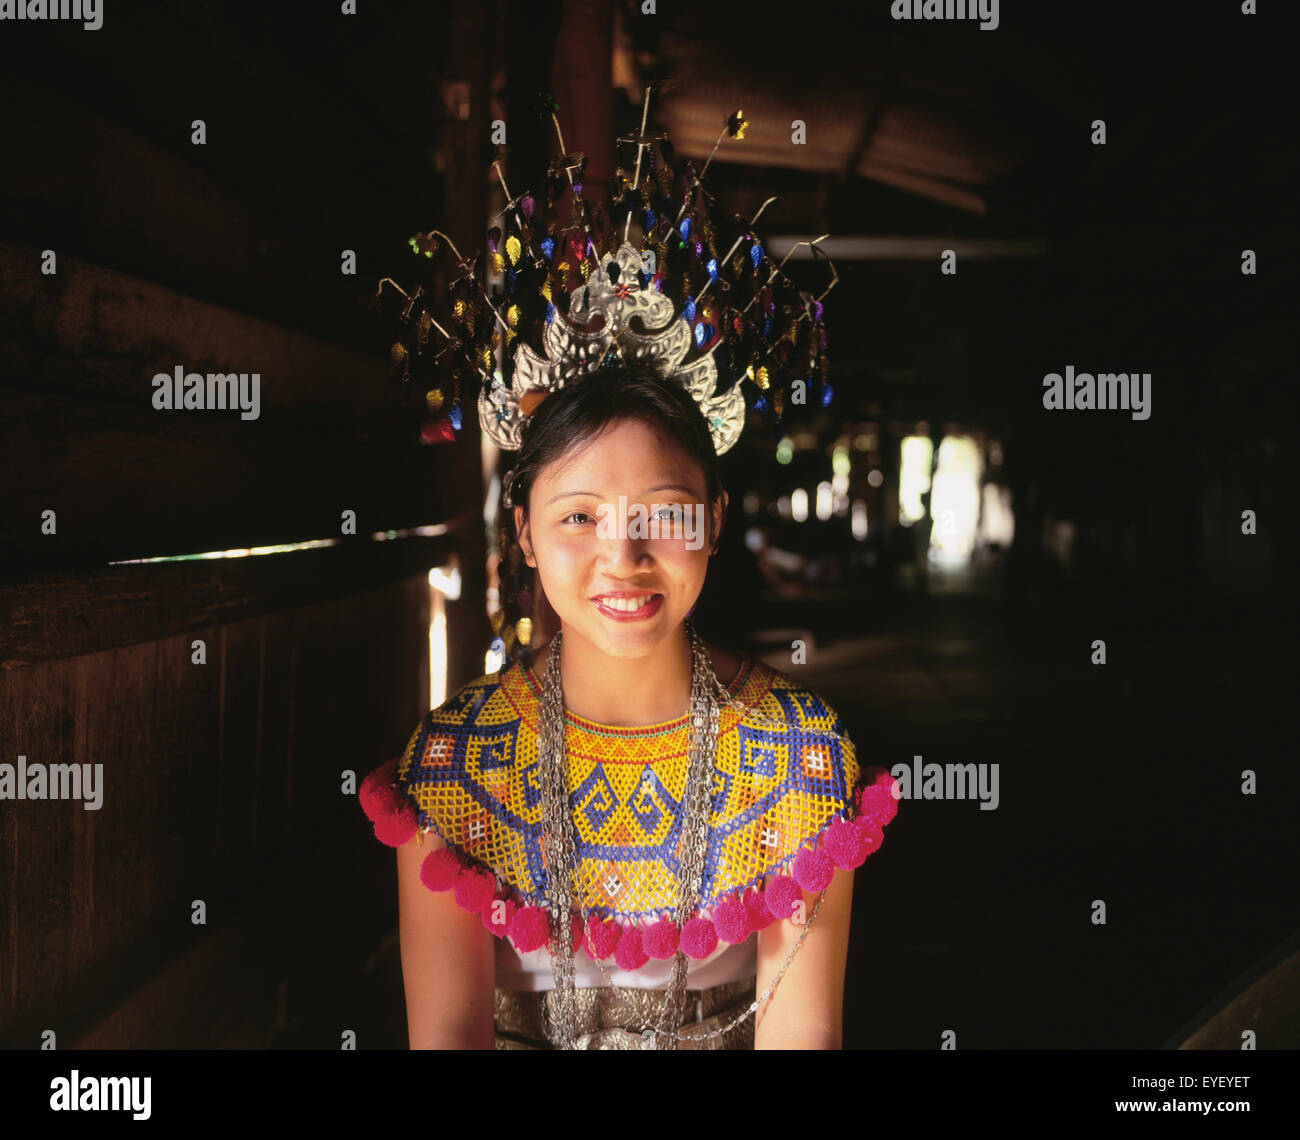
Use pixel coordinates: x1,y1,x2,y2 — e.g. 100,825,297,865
594,623,668,657
564,608,682,658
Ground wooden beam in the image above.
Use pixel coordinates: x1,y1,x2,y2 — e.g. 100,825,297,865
0,531,464,668
0,241,391,412
0,71,395,348
857,159,988,213
0,243,477,569
767,236,1046,260
439,0,494,689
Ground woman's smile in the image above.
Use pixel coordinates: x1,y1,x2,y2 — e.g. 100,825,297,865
591,591,665,621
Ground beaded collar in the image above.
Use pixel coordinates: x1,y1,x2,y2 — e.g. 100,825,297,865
359,654,898,970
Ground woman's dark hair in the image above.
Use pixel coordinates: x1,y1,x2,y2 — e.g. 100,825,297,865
502,363,727,545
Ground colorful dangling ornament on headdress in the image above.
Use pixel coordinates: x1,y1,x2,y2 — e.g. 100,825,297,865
374,86,839,453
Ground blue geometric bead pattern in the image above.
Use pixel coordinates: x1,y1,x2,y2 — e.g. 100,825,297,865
389,652,863,922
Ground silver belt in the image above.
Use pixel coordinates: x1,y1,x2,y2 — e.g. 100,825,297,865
493,975,757,1050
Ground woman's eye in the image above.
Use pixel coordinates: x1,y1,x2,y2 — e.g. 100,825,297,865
562,511,592,525
654,505,683,522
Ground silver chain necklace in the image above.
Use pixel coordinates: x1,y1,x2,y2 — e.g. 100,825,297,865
537,619,719,1050
534,619,845,1049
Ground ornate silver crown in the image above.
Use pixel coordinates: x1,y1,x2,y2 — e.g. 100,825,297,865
376,88,837,459
478,240,746,454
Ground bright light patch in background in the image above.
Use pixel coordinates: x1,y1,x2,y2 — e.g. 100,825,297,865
428,562,461,710
776,495,791,519
851,500,868,540
980,482,1015,547
106,524,450,565
831,464,850,516
743,491,760,516
899,436,934,524
832,446,851,477
791,488,809,522
428,564,461,599
928,436,983,567
744,527,764,553
816,481,833,521
109,538,337,564
776,437,794,465
429,590,448,709
867,468,883,488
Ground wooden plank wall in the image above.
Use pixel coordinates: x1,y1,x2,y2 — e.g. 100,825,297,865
0,0,494,1046
1,572,433,1047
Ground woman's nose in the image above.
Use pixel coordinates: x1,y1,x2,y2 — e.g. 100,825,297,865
598,532,652,572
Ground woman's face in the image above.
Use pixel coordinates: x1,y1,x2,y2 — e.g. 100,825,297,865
514,417,726,661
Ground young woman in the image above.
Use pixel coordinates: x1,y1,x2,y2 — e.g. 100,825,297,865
359,364,897,1050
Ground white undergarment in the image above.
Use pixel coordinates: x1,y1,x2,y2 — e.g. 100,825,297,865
495,929,757,991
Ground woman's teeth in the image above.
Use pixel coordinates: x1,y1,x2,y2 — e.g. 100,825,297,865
597,594,657,611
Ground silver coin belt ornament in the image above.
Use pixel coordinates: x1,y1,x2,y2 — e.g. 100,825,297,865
536,618,830,1050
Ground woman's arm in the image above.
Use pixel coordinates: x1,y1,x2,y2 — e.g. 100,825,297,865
753,865,855,1049
396,831,497,1049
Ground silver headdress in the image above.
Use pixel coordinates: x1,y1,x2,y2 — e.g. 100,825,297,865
375,87,838,458
479,240,747,454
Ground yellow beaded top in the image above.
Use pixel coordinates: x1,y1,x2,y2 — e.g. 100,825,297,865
394,651,862,921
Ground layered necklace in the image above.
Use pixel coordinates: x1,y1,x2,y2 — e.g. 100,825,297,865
536,619,720,1050
535,619,830,1050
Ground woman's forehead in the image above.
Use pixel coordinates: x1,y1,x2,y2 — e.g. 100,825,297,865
537,422,705,490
